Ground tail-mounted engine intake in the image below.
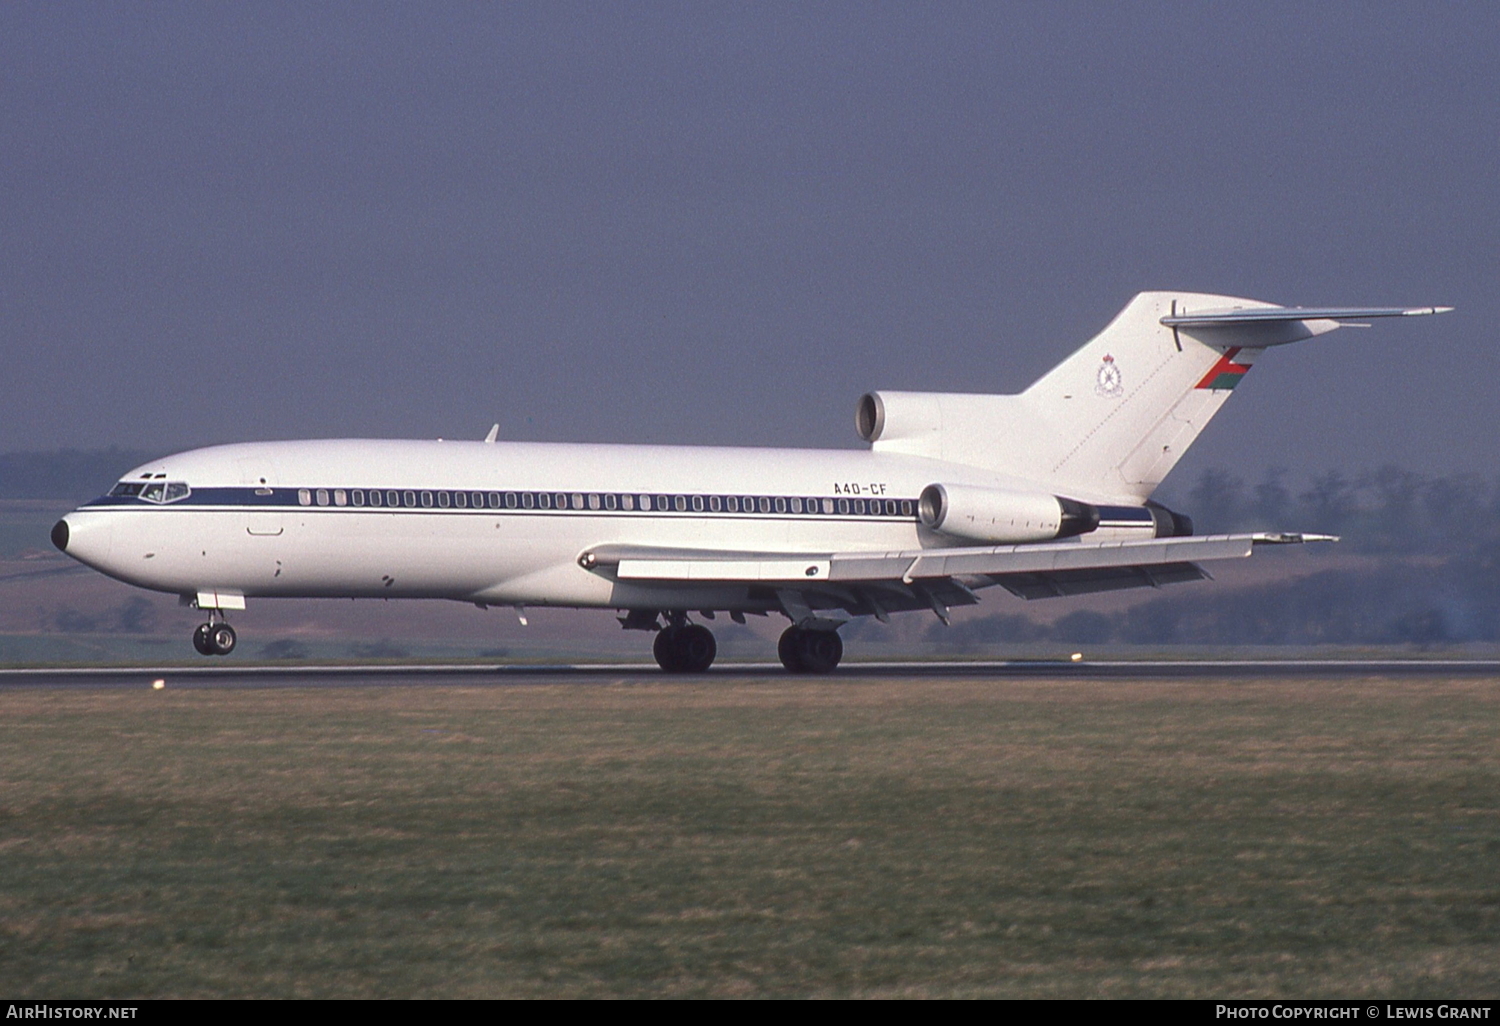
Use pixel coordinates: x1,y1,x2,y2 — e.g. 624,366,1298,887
857,391,944,446
918,483,1100,544
856,393,888,441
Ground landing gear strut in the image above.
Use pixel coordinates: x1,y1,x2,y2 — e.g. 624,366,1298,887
192,616,237,657
778,626,842,674
653,619,717,673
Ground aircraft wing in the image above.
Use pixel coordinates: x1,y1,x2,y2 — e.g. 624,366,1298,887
582,533,1334,623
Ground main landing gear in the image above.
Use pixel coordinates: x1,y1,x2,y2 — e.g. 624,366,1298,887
192,617,237,657
645,614,844,675
653,621,717,673
778,626,842,674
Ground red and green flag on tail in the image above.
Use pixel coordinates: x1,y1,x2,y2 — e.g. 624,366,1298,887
1195,347,1253,390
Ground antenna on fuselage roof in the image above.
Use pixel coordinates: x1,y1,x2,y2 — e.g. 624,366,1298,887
483,424,499,444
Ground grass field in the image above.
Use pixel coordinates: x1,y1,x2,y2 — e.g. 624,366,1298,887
2,675,1498,998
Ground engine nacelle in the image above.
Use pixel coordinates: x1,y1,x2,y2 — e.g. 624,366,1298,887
1146,502,1194,538
857,391,945,445
918,483,1100,544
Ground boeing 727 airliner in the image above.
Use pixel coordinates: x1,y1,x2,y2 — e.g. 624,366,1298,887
52,292,1449,671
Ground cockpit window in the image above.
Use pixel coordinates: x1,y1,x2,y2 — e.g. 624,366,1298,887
127,481,191,504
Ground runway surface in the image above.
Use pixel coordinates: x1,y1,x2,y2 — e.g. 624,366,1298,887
3,659,1500,689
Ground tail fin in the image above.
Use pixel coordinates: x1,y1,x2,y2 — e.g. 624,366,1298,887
862,292,1448,501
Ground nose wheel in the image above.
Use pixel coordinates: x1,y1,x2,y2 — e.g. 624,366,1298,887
192,620,237,657
653,622,717,673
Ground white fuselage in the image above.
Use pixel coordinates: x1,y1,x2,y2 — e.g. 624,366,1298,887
51,293,1444,667
58,438,1154,614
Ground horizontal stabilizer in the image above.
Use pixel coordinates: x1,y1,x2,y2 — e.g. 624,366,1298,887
1161,305,1451,328
859,292,1447,498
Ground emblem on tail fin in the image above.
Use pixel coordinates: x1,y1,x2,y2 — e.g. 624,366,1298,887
1095,354,1124,398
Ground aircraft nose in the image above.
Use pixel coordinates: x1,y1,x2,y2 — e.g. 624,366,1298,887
55,513,113,570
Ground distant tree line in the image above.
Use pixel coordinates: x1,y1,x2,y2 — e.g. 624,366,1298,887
1169,465,1500,556
943,465,1500,647
51,596,159,635
937,556,1500,647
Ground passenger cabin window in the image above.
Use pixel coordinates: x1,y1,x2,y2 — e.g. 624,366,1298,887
272,486,915,519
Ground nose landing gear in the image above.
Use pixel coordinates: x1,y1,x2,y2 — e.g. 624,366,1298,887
192,618,237,657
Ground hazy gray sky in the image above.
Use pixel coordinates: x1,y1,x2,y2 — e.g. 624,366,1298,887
3,2,1494,484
